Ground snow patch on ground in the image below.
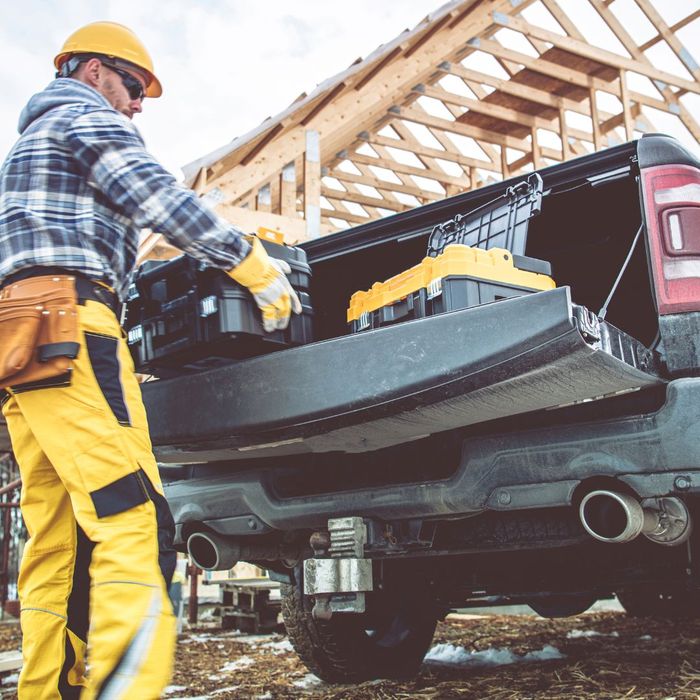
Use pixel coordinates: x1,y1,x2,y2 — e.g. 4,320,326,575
1,673,18,686
566,629,620,639
186,634,230,644
260,638,294,654
164,687,188,696
292,673,323,688
220,655,255,672
211,686,241,695
425,643,565,667
639,634,653,641
229,634,276,647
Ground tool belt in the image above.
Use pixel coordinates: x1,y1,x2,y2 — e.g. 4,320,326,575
0,275,81,390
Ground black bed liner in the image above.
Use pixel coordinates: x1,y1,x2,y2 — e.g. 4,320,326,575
146,286,663,464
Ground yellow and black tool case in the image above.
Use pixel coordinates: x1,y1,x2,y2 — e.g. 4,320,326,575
348,172,553,332
347,245,555,333
124,229,314,376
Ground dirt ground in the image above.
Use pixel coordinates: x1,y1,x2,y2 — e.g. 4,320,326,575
1,611,700,699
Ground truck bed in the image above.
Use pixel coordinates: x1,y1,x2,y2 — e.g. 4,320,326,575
146,286,663,464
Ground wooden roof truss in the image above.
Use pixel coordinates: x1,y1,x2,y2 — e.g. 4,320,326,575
144,0,700,257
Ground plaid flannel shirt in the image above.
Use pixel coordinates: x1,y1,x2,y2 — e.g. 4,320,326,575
0,79,251,299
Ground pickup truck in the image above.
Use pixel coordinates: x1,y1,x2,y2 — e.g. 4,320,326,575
145,133,700,682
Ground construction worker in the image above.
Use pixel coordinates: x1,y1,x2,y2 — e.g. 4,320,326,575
0,21,301,699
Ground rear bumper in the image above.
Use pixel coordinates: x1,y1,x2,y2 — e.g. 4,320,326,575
164,378,700,542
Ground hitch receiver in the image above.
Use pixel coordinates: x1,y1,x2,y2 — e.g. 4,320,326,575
304,517,373,619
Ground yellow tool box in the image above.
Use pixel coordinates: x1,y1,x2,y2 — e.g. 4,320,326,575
348,244,555,333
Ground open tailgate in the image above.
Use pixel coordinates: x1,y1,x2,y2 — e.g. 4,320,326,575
144,287,664,463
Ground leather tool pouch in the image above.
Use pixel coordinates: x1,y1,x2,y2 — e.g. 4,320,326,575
0,275,80,389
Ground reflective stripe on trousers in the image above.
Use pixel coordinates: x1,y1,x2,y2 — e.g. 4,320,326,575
3,299,176,699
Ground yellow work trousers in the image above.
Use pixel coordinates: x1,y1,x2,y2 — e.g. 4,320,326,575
2,298,176,699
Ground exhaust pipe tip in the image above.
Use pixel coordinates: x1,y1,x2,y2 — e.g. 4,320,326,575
579,490,645,543
187,532,239,571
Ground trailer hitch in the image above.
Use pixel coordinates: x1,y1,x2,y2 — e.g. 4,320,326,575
304,517,373,619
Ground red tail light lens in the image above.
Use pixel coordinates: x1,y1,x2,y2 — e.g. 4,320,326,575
641,164,700,314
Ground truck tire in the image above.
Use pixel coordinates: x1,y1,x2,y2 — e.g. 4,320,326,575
617,587,700,618
528,593,598,618
280,573,439,683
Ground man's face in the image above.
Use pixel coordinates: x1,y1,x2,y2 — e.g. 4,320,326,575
98,63,147,120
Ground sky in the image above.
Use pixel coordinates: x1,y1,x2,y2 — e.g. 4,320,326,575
0,0,698,182
0,0,442,178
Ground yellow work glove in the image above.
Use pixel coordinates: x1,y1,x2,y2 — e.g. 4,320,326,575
228,236,302,332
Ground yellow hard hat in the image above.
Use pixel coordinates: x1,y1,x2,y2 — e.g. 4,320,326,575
54,21,162,98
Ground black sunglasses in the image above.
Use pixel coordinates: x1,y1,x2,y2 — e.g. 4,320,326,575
108,65,145,101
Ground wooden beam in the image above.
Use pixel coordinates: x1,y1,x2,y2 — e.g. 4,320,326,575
509,151,533,173
348,151,463,189
137,203,321,262
559,107,571,160
301,82,347,126
469,167,480,190
589,88,603,151
398,104,563,160
304,130,321,239
371,140,465,190
328,168,443,202
256,183,271,213
322,188,410,213
320,207,372,225
588,0,700,142
207,0,520,202
491,13,700,94
619,70,633,141
363,130,500,172
471,36,616,91
240,123,284,166
193,168,207,195
404,13,454,58
417,83,594,143
599,102,641,135
216,203,325,244
269,175,281,215
633,0,700,81
500,146,509,179
436,97,501,165
137,230,181,265
540,0,586,41
639,10,700,52
530,127,542,169
354,47,403,91
468,37,683,119
440,63,594,118
280,162,297,216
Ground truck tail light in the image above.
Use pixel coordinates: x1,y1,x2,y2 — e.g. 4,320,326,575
642,164,700,314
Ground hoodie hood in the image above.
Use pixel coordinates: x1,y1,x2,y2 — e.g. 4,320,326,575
18,78,113,134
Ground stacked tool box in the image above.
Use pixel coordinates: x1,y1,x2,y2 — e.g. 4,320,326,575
125,230,313,376
348,174,553,332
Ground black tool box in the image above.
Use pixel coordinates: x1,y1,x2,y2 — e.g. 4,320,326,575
348,174,551,332
125,230,313,376
426,173,543,256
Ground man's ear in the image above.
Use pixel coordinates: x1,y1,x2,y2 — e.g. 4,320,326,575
81,58,103,88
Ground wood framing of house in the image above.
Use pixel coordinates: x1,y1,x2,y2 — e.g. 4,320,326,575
141,0,700,259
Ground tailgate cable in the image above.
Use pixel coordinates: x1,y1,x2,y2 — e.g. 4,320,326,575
598,223,643,321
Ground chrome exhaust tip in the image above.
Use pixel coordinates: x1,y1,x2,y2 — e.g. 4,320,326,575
186,532,240,571
579,490,691,546
579,490,645,543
